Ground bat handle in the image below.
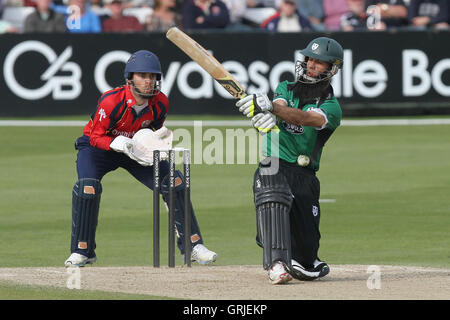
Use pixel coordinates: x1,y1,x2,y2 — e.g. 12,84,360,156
259,125,280,135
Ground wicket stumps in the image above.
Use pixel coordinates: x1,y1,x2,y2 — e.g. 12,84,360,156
153,148,191,268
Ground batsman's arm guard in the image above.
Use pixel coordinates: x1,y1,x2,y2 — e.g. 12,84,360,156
253,158,293,270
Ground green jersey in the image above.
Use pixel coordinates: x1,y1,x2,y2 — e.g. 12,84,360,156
263,81,342,171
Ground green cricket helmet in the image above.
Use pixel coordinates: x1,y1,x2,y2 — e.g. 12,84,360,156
295,37,344,84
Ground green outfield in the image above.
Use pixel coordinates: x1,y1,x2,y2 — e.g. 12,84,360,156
1,117,449,299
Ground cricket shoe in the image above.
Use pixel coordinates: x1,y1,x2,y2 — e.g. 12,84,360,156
190,244,218,265
268,261,293,285
290,259,329,281
64,253,97,267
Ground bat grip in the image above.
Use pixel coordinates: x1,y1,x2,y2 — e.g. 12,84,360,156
272,125,280,133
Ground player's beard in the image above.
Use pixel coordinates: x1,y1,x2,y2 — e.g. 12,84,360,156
292,79,330,104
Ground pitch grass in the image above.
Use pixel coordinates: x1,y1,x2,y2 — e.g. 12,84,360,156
0,281,171,300
1,121,450,298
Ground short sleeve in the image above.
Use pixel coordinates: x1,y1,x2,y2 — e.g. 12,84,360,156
272,81,290,105
319,100,342,130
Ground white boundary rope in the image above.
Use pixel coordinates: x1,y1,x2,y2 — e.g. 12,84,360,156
1,118,450,127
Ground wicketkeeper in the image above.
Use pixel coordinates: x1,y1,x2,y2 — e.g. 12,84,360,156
65,50,217,267
236,37,343,284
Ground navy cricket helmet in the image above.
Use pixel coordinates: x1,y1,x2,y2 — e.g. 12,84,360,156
124,50,162,97
124,50,162,81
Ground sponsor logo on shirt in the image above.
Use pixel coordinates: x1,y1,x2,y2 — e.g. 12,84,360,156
281,121,304,134
111,129,135,138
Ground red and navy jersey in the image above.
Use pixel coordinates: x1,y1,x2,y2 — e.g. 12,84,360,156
83,85,169,150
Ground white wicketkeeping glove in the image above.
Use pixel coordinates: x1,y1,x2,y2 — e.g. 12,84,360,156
110,135,151,166
235,93,273,118
130,127,174,165
251,112,277,134
110,135,132,153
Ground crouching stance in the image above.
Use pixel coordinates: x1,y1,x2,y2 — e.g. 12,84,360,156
65,50,217,267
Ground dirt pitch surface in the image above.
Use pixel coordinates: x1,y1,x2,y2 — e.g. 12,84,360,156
1,265,449,300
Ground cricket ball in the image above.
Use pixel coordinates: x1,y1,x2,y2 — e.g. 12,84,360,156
297,155,310,167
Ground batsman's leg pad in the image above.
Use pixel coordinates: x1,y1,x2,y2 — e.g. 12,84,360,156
71,178,102,257
254,163,293,270
161,170,202,254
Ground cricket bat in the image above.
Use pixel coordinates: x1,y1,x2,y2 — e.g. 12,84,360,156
166,27,279,133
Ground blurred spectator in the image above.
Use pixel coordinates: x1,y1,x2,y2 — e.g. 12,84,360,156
103,0,143,32
102,0,131,7
160,0,183,15
0,0,7,18
365,0,409,30
52,0,69,13
261,0,311,31
24,0,37,7
145,0,181,31
341,0,368,30
171,0,181,11
89,0,110,22
222,0,250,29
89,0,108,16
247,0,278,8
323,0,349,30
90,0,104,10
297,0,326,30
5,0,24,6
0,0,7,25
66,0,102,33
126,0,153,8
23,0,66,32
1,0,26,32
0,20,18,32
408,0,449,29
0,6,20,32
182,0,230,29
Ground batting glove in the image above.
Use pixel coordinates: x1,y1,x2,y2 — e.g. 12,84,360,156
251,112,277,134
236,93,273,118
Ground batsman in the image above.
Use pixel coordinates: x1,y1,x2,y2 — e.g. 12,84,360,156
236,37,343,284
64,50,217,267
